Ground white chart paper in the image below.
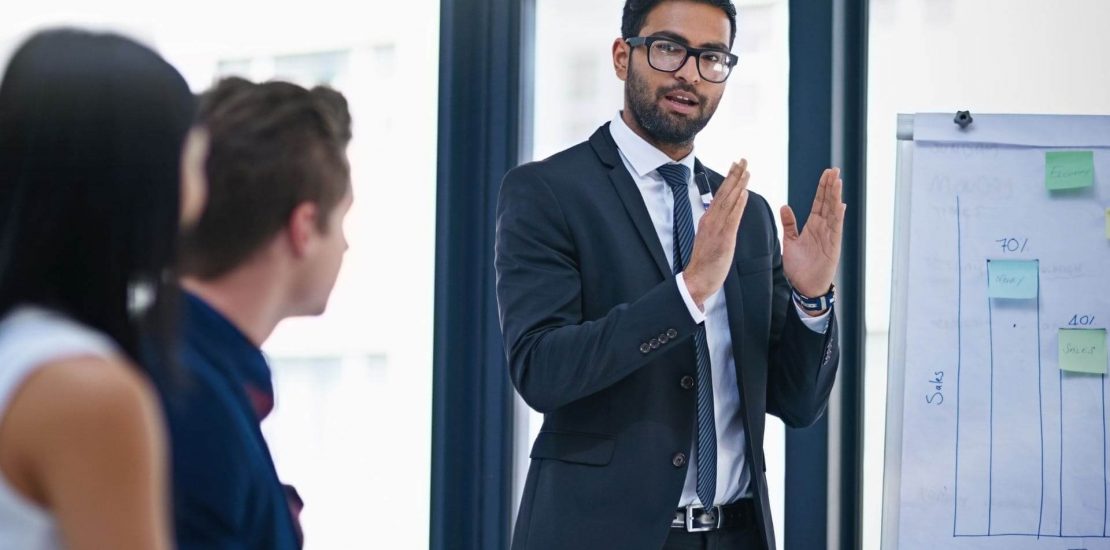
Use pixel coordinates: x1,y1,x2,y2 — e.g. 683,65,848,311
889,114,1110,549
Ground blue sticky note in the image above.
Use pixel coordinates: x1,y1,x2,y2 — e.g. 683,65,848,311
987,259,1038,299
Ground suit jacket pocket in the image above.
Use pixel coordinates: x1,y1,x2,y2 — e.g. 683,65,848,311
529,430,615,466
735,253,773,275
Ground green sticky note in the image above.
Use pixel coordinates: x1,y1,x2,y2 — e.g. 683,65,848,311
1059,328,1108,374
1045,151,1094,190
987,259,1039,299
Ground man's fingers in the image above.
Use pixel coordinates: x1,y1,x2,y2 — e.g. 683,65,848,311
810,169,829,219
712,173,745,232
708,163,739,211
780,205,799,240
725,188,749,230
728,170,751,218
828,178,845,229
715,159,747,205
833,202,847,236
814,167,843,221
718,161,743,202
823,170,835,215
710,159,748,216
822,202,846,251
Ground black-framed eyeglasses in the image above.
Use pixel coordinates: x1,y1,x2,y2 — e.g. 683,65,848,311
625,36,738,83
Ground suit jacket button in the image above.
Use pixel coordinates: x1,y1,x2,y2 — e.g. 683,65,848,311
649,338,660,349
666,328,678,339
680,375,695,390
640,343,651,354
658,333,669,344
672,453,687,468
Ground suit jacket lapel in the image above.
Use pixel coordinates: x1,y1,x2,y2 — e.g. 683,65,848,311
590,125,670,280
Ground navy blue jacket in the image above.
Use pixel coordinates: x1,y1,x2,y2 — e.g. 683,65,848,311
156,293,300,550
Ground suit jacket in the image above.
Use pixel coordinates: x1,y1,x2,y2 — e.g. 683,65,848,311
495,123,839,550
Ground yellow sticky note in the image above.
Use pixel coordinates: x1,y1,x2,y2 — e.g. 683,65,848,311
1046,151,1094,190
1059,328,1108,374
987,259,1039,299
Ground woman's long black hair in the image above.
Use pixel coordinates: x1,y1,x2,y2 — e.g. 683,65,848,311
0,29,195,366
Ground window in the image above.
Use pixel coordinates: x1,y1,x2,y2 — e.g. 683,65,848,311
1,3,440,548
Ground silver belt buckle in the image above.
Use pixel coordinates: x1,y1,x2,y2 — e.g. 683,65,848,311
684,504,719,532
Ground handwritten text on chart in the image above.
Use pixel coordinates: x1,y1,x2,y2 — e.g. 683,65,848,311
925,371,944,405
995,238,1029,253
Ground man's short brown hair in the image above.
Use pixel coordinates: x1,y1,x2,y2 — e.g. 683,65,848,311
181,77,352,279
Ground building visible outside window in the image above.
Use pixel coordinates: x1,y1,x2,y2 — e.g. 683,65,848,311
1,3,439,548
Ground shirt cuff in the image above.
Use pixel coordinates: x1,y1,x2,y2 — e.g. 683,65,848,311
675,272,706,324
795,301,831,333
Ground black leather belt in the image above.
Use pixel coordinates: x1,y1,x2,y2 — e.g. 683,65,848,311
671,499,756,532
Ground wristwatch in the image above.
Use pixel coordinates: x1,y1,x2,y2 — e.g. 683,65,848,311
792,284,835,312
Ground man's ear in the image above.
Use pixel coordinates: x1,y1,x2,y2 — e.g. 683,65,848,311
287,202,320,258
612,37,630,81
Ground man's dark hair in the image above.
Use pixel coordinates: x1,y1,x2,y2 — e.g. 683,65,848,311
182,77,352,280
622,0,738,46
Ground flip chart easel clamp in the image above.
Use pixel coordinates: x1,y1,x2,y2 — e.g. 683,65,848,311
954,110,973,129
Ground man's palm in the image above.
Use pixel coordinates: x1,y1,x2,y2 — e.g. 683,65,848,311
780,168,845,298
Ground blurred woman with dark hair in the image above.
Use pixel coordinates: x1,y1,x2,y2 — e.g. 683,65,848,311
0,28,206,549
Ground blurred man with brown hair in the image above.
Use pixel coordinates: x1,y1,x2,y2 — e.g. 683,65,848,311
156,77,354,550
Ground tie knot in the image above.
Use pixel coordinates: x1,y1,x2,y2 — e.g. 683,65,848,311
656,163,691,191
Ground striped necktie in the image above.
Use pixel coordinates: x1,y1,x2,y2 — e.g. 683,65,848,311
657,163,717,507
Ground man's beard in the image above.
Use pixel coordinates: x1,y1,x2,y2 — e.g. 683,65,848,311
625,58,716,147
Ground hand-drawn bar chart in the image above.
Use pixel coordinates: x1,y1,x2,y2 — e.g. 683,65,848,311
952,198,1110,541
887,117,1110,550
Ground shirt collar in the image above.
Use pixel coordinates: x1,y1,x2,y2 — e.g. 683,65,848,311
182,291,274,398
609,111,697,179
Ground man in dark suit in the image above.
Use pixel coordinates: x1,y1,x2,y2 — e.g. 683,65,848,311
495,1,845,549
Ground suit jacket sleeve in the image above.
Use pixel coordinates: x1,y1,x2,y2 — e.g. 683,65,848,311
495,164,699,413
763,199,841,428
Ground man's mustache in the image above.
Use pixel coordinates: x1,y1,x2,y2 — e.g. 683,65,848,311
656,84,707,106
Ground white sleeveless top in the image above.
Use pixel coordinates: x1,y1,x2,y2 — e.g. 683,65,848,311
0,306,119,550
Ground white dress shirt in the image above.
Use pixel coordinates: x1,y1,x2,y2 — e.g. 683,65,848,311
608,113,830,507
